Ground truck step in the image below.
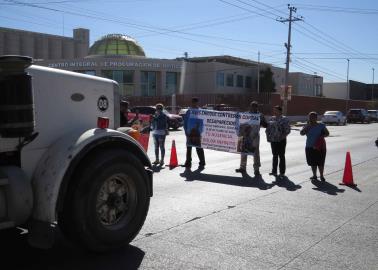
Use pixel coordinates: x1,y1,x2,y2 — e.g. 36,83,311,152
0,221,15,230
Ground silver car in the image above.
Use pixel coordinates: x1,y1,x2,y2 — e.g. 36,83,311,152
322,111,347,125
368,110,378,122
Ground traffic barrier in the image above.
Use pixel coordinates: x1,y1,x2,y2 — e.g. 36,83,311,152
169,140,178,169
340,151,357,187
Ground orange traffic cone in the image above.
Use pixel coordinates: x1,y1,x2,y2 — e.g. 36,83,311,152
169,140,178,169
340,151,357,186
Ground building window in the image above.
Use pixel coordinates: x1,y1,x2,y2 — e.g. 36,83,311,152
226,74,234,87
236,75,243,88
245,76,252,88
216,72,224,87
101,70,135,96
141,71,157,96
165,72,178,95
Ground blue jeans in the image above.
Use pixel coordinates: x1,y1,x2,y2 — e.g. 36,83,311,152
153,134,166,161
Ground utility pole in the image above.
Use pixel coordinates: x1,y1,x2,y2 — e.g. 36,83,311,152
257,51,260,94
278,5,302,115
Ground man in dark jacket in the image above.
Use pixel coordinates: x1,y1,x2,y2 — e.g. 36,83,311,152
235,101,267,176
120,100,130,127
120,100,138,127
183,97,205,169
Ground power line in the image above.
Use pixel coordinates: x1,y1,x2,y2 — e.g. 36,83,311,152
300,21,378,65
295,58,346,78
218,0,278,21
2,0,261,56
238,0,378,67
292,60,345,81
293,4,378,15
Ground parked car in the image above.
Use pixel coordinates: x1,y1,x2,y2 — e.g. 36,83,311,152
203,103,239,111
321,111,347,125
367,110,378,122
347,109,371,123
130,106,183,130
178,107,189,118
165,106,182,114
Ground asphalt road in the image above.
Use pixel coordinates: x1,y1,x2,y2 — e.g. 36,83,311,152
1,123,377,270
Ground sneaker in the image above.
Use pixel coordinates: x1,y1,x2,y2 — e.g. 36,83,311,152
235,168,246,173
278,174,285,179
320,176,326,182
152,160,159,165
310,175,317,181
269,172,277,176
198,165,205,170
160,160,165,166
254,170,261,176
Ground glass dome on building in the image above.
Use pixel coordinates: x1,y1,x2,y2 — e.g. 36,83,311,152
88,34,145,57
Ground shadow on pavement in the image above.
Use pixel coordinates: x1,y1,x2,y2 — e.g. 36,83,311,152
152,164,166,173
179,168,274,190
311,179,346,195
0,228,145,270
272,176,302,191
339,183,362,192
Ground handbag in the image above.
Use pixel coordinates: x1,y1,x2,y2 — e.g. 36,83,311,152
314,136,326,151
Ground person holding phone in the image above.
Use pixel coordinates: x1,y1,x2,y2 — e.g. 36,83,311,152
151,103,169,166
300,111,329,181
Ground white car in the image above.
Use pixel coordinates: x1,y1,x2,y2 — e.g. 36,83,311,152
322,111,347,125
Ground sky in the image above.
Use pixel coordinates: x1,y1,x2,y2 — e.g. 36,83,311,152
1,0,378,83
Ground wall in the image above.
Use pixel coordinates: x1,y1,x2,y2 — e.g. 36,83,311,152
323,82,347,99
270,94,376,115
128,93,376,116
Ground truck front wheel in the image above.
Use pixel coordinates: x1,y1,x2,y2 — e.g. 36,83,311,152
59,149,150,252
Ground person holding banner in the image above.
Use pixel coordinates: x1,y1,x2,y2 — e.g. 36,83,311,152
235,101,267,176
184,97,206,169
151,103,169,166
266,105,291,178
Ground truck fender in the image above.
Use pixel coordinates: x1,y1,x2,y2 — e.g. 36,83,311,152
31,128,151,223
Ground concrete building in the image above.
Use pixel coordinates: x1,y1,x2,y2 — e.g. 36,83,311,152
0,27,89,60
323,80,378,100
288,72,323,96
0,26,323,98
38,35,265,97
322,82,347,99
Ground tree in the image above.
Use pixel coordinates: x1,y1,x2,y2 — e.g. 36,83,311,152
259,67,276,92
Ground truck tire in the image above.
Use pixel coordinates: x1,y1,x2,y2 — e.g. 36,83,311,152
59,149,150,252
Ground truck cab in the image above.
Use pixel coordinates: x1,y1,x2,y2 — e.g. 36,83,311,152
0,55,152,251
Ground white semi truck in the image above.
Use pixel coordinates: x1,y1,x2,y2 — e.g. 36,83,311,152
0,55,152,252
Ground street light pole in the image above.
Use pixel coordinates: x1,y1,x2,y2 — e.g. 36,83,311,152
372,68,375,100
345,59,350,113
257,51,260,94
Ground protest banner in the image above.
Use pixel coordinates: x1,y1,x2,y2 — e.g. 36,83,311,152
127,113,151,152
186,109,260,154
